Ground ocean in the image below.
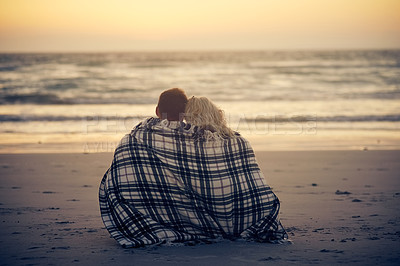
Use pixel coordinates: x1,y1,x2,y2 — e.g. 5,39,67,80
0,50,399,152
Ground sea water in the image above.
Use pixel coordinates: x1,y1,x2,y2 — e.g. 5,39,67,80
0,50,399,152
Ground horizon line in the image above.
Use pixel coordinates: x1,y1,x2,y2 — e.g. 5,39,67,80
1,47,400,54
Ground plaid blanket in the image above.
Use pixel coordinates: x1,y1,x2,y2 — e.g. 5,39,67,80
99,118,287,247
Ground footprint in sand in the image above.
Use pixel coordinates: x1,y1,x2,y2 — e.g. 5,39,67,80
320,249,344,253
340,238,356,242
42,191,57,194
55,221,74,224
352,199,362,202
51,246,70,250
335,190,351,195
259,257,281,261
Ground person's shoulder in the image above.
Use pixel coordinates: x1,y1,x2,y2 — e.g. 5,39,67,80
233,134,254,149
133,117,160,130
141,116,159,125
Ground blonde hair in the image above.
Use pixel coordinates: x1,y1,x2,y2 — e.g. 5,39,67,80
185,96,235,138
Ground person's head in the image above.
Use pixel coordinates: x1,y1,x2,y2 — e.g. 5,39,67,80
156,88,188,121
185,96,234,138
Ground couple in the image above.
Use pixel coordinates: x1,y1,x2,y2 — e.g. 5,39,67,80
99,88,287,248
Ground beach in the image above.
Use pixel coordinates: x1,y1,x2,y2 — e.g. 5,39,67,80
0,150,399,265
1,50,399,265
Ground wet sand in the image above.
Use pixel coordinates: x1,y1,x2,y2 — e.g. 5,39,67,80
0,150,399,265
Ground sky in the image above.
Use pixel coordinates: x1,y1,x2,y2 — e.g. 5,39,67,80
0,0,399,52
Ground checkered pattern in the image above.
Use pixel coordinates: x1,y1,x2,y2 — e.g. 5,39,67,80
99,118,287,247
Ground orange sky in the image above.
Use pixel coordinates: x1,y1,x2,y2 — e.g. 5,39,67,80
0,0,399,51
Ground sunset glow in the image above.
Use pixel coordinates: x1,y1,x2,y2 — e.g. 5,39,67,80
1,0,399,51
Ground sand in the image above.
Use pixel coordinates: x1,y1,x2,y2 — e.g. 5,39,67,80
0,150,399,265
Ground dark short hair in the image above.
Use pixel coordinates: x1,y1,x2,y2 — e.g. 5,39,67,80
157,88,188,121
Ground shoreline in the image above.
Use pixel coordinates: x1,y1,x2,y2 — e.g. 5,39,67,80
0,150,399,265
1,132,399,154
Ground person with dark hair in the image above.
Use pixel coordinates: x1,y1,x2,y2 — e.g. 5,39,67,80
156,88,188,121
99,88,287,248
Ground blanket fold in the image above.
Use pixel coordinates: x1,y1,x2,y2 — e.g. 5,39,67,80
99,118,287,247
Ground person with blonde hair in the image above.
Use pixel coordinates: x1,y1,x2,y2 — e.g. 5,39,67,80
100,88,287,248
184,96,235,138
